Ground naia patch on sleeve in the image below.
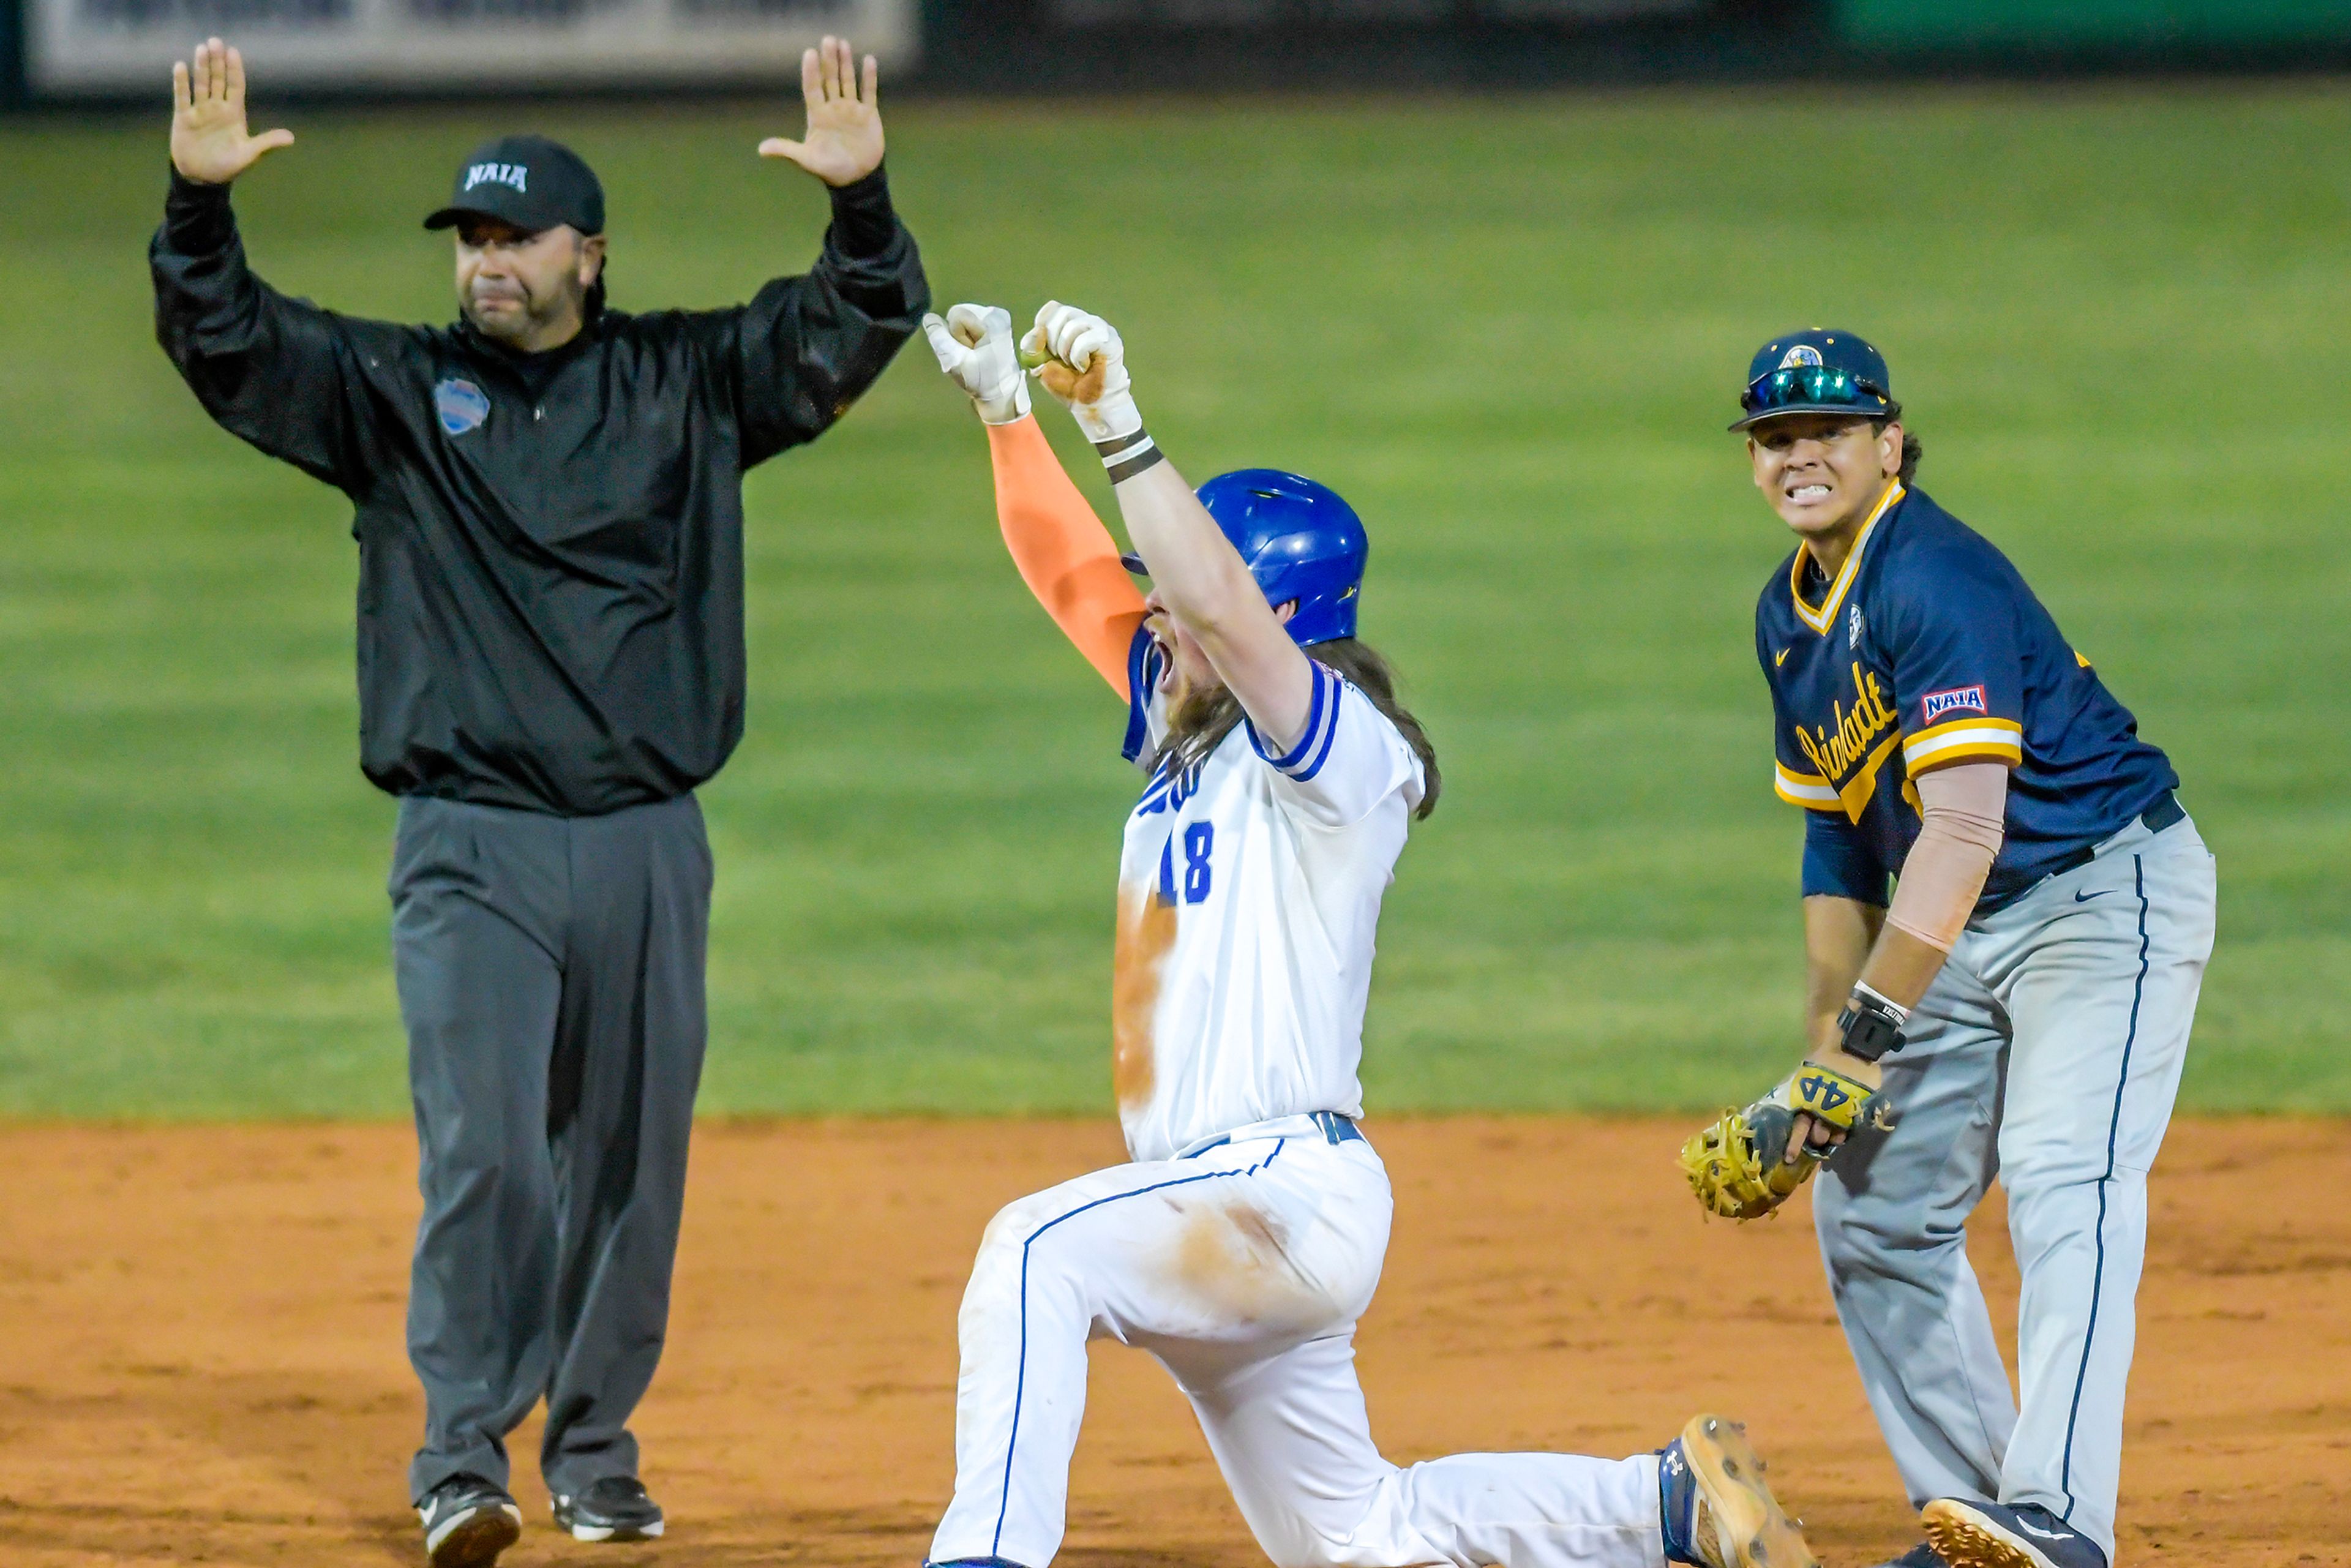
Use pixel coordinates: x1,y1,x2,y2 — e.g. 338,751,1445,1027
1921,685,1988,722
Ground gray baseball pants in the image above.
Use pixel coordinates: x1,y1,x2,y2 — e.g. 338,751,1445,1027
389,793,712,1505
1814,811,2216,1559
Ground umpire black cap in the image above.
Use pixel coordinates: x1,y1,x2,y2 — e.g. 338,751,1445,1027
424,134,605,236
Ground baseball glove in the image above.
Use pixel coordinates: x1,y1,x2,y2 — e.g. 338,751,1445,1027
1681,1062,1895,1222
1681,1100,1817,1221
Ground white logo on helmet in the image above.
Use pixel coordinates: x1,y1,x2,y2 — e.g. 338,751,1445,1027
1778,345,1824,369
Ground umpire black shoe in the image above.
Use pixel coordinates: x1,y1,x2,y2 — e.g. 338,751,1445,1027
553,1476,667,1542
417,1474,522,1568
1924,1499,2105,1568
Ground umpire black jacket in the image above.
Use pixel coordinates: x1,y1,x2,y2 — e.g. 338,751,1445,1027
152,167,926,817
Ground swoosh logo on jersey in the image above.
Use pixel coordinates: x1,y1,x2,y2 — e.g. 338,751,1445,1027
2074,888,2112,902
1775,648,1790,666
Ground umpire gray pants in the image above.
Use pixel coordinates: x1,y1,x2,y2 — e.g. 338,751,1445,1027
390,793,712,1505
1813,811,2215,1559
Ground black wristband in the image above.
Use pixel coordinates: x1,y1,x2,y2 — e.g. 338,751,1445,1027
1096,429,1163,483
1835,986,1908,1063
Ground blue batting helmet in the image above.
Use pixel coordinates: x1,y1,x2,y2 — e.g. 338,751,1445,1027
1120,469,1368,647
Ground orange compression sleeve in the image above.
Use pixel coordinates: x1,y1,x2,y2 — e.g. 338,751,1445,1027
987,414,1149,698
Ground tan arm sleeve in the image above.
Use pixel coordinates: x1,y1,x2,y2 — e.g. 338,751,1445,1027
986,415,1150,697
1883,760,2009,953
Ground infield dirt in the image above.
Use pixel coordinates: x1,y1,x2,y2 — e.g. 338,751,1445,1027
1,1119,2343,1567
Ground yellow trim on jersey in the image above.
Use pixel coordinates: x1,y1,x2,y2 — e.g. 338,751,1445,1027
1775,763,1843,812
1902,716,2025,773
1835,732,1904,819
1904,715,2024,750
1790,481,1905,637
1787,484,1899,644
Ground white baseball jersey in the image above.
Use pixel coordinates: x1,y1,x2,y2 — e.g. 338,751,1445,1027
1111,636,1425,1163
931,632,1667,1568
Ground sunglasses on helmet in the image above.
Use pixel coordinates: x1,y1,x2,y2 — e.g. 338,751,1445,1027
1739,364,1891,420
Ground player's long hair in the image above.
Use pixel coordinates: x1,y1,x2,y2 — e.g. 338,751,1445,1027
1158,639,1441,821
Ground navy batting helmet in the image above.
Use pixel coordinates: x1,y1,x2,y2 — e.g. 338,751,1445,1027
1120,470,1367,647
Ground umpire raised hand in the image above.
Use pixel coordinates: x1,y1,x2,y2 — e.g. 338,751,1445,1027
153,37,927,1567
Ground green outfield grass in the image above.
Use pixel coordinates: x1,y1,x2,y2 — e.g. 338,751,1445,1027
1,85,2344,1118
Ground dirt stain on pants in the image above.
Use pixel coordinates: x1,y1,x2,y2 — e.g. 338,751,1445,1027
1168,1199,1325,1332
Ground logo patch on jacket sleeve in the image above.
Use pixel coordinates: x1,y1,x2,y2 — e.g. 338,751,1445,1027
1922,685,1988,722
433,378,490,437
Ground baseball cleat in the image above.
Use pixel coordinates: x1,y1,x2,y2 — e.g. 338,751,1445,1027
1661,1415,1821,1568
416,1474,521,1568
1922,1499,2105,1568
553,1475,667,1542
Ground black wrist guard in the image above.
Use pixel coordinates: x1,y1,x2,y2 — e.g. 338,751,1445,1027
1836,985,1909,1063
1096,429,1163,483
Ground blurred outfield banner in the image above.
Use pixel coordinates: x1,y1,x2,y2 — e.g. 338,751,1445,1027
1049,0,2351,42
1837,0,2351,47
922,0,2351,93
25,0,913,94
8,0,2351,108
1045,1,1705,18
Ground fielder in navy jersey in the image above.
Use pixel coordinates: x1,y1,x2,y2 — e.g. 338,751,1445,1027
1715,330,2216,1568
1759,481,2177,910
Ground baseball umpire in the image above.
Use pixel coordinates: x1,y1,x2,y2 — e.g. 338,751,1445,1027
1678,332,2216,1568
152,36,926,1568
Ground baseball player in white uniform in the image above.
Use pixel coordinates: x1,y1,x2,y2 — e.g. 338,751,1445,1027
918,298,1822,1568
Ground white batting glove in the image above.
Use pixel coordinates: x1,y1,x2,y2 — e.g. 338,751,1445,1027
922,302,1030,425
1021,301,1142,444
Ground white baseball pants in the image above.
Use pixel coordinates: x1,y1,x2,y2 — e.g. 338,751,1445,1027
1813,812,2217,1559
928,1119,1667,1568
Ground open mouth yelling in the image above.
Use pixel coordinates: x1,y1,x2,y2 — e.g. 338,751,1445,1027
1787,481,1832,504
1142,614,1178,694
